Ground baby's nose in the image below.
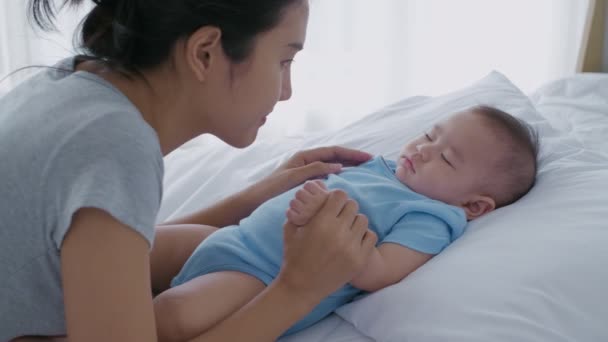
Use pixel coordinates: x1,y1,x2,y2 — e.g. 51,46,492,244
411,151,424,162
414,144,431,162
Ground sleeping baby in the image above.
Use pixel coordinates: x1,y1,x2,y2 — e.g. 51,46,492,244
154,105,539,341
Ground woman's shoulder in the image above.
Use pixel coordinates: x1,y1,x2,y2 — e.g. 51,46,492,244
2,57,162,162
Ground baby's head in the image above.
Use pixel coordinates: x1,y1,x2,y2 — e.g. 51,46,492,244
395,106,539,220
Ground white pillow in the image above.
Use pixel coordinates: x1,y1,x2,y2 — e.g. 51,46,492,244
158,71,550,223
334,75,608,341
159,71,608,342
529,72,608,151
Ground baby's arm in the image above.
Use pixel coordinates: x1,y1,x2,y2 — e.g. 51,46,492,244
286,181,435,293
350,243,433,292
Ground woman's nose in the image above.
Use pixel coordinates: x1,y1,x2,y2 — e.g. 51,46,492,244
279,83,292,101
279,70,292,102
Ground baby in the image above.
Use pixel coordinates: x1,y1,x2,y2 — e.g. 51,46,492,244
154,105,539,341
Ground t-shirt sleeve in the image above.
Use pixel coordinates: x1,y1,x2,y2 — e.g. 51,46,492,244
44,113,163,250
381,212,452,254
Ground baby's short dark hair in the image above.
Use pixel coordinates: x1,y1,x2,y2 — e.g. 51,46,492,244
469,105,539,208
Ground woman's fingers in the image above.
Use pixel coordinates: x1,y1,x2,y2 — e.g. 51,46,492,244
316,190,350,218
296,146,372,166
268,147,371,198
336,199,359,229
326,146,373,166
362,228,378,250
278,189,375,303
357,229,378,269
293,161,342,182
351,214,368,236
349,215,375,268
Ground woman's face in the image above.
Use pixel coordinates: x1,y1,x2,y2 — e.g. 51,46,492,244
204,1,309,148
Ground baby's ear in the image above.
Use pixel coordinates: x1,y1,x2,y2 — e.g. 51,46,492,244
462,195,496,220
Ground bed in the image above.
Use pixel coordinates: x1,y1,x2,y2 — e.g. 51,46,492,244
157,70,608,341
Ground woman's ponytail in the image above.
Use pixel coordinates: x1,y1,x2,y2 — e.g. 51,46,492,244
28,0,142,71
80,1,139,69
28,0,86,31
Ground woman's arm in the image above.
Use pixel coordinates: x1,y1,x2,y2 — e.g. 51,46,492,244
61,208,157,342
62,191,375,341
183,280,314,342
158,186,262,228
186,190,377,342
350,243,433,292
161,146,372,227
150,224,218,294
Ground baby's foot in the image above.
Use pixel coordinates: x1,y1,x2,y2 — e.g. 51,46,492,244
287,180,329,226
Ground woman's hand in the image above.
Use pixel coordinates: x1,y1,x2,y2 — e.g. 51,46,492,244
163,146,372,233
271,145,372,182
246,146,372,207
277,190,378,305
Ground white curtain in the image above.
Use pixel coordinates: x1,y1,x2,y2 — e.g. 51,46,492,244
263,0,589,137
0,1,90,94
0,0,590,136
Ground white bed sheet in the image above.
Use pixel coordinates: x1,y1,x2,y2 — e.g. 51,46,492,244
158,73,608,342
280,315,372,342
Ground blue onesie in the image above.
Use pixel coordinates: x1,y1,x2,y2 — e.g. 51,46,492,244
172,156,467,335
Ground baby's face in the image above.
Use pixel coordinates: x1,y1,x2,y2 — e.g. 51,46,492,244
395,110,501,207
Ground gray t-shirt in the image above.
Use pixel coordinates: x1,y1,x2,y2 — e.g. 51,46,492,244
0,58,164,340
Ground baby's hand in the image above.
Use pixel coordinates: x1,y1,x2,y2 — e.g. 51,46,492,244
286,180,329,226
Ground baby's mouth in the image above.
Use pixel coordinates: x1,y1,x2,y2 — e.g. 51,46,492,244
400,155,416,174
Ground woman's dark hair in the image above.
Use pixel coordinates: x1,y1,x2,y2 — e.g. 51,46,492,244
28,0,302,72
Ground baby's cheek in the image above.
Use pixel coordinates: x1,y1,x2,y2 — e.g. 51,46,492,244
394,167,408,185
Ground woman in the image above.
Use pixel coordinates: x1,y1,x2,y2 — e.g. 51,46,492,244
1,0,378,341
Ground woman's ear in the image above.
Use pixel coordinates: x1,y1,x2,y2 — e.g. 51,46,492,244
462,195,496,220
185,26,223,82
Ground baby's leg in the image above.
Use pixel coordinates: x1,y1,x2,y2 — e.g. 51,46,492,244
286,180,329,226
154,271,265,342
151,224,219,294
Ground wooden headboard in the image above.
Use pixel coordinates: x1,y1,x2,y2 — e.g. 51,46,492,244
577,0,607,72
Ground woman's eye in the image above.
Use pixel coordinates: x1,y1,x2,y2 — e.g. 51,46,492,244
425,133,432,141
